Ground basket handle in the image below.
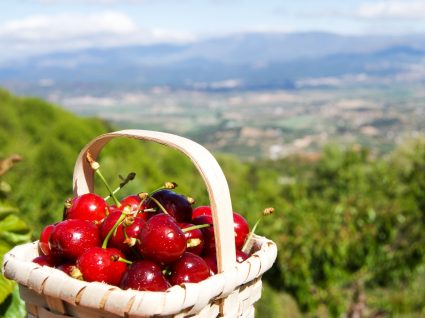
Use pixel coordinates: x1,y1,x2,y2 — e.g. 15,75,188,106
72,129,236,273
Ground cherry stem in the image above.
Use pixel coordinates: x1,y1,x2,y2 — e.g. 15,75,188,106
241,218,261,253
95,170,121,207
102,210,128,248
149,196,169,215
182,224,211,233
86,152,121,207
104,186,124,202
162,267,171,277
187,238,201,248
154,181,177,193
104,172,136,201
147,181,177,198
134,182,176,214
143,208,157,213
117,256,133,265
70,267,83,280
241,207,274,254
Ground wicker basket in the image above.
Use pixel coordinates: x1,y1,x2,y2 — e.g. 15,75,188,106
2,130,278,318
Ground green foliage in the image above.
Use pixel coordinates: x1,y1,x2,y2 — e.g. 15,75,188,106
0,160,32,317
256,283,302,318
0,286,26,318
0,88,424,317
0,88,108,231
0,204,32,309
256,141,425,315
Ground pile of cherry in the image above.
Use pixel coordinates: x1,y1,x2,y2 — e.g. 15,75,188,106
33,154,271,292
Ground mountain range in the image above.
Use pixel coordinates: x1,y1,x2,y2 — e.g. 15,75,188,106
1,32,425,92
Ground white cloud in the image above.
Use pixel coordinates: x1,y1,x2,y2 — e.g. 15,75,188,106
0,11,137,41
357,0,425,19
0,11,195,60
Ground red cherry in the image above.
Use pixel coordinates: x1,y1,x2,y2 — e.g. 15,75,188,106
119,195,141,212
138,214,186,264
76,247,127,286
39,224,56,256
169,252,210,285
144,189,192,223
233,212,250,250
118,195,152,222
32,255,55,267
120,260,170,291
192,206,212,219
49,219,101,261
178,222,205,255
65,193,108,224
192,212,250,253
100,210,145,255
236,250,249,263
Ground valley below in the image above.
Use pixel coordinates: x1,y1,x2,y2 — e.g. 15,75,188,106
46,85,425,160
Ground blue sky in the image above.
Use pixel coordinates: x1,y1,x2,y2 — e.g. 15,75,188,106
0,0,425,59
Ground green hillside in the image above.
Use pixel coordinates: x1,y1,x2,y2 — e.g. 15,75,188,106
0,88,424,317
0,88,208,229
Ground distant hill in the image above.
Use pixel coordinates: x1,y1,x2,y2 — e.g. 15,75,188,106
1,32,425,93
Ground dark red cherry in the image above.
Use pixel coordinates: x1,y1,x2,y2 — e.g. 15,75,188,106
100,210,145,255
49,219,100,261
178,223,205,255
233,212,250,250
203,250,248,275
203,254,218,275
76,247,127,286
138,214,186,264
32,255,55,267
145,189,192,223
192,206,212,219
169,252,210,285
39,224,56,256
65,193,108,224
120,260,170,291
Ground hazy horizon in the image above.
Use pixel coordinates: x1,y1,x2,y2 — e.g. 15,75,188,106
1,0,425,61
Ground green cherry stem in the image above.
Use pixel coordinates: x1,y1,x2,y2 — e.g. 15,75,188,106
102,208,129,248
134,182,177,215
241,207,275,254
104,172,136,201
149,196,169,215
111,254,133,265
104,186,124,202
117,257,133,265
86,152,121,207
153,181,178,194
95,170,121,207
182,224,211,233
